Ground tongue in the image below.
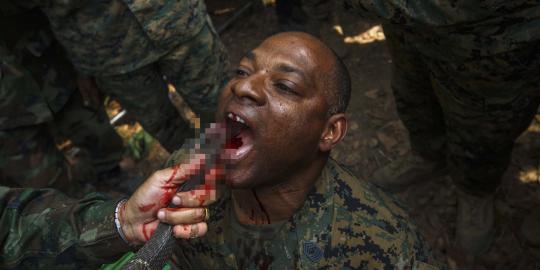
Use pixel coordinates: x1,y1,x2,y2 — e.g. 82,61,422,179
225,136,243,149
225,120,246,150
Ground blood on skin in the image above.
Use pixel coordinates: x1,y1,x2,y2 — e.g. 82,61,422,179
203,184,213,193
138,203,156,212
195,184,215,206
142,223,155,241
197,196,205,206
166,164,181,184
252,190,271,224
157,164,182,207
160,187,176,206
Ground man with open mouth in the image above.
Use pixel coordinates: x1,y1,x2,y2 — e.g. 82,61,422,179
166,32,440,269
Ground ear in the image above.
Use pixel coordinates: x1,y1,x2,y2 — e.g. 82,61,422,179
319,113,347,152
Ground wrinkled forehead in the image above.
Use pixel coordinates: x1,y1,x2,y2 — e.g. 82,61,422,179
251,34,334,75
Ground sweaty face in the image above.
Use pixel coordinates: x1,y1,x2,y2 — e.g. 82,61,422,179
217,33,335,188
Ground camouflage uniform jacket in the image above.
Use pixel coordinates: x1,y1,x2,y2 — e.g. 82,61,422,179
344,0,540,59
0,43,52,129
172,158,439,270
10,0,209,75
0,186,130,269
0,9,75,129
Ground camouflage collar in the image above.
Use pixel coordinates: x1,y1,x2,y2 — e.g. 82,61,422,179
227,159,337,266
187,158,341,269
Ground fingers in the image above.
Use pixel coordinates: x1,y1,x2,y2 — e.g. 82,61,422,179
171,187,217,207
140,221,159,242
172,222,208,239
166,163,223,207
156,153,206,186
158,207,208,239
157,207,207,224
171,164,224,206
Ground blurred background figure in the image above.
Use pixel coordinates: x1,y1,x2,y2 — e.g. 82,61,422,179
274,0,349,57
14,0,230,154
0,8,124,197
342,0,540,259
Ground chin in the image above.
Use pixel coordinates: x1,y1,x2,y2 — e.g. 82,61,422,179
224,179,251,189
223,170,258,189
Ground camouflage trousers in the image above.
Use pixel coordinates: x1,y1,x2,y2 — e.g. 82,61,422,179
95,17,229,153
0,91,124,196
383,24,540,196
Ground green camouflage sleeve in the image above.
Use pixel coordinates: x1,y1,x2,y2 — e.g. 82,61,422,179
0,187,131,269
0,43,53,130
344,0,540,27
1,0,50,11
343,0,477,25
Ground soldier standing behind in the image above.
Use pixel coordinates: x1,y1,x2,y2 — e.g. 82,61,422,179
11,0,229,153
0,7,125,196
343,0,540,256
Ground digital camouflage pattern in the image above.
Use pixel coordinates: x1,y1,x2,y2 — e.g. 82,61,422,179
9,0,230,153
48,92,125,175
0,10,74,130
0,186,130,269
95,17,229,152
0,90,124,196
39,0,209,76
166,150,440,269
384,25,540,195
342,0,540,195
0,10,124,194
0,125,72,194
343,0,540,60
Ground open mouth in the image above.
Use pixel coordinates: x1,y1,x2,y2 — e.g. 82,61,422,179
225,112,254,160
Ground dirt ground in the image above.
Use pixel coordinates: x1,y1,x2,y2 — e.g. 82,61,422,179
114,2,540,269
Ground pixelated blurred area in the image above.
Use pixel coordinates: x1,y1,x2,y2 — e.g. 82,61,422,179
70,0,540,269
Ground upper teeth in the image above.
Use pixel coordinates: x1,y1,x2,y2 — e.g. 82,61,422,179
227,112,245,124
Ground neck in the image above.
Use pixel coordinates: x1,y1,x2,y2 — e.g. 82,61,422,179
232,157,327,225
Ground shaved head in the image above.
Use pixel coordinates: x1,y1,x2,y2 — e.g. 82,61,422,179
260,32,351,116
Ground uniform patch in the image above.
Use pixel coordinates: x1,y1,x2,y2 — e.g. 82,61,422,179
303,241,323,263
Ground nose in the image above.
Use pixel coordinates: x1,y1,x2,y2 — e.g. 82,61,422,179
230,73,266,106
